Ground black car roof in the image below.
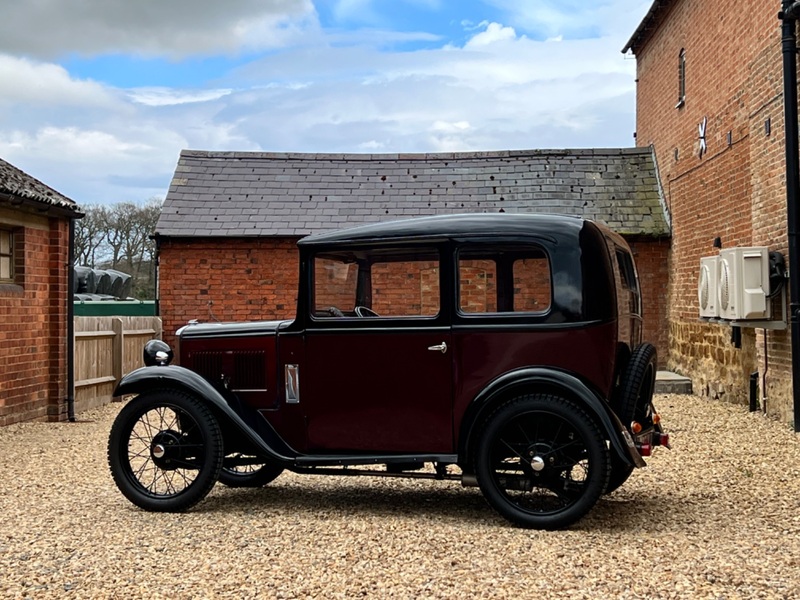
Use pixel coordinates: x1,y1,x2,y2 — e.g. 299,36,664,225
297,213,590,247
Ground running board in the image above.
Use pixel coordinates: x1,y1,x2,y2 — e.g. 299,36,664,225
294,453,458,467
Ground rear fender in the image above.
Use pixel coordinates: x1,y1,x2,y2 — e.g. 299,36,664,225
115,365,295,464
459,368,645,469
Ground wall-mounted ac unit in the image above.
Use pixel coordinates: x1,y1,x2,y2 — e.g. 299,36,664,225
698,256,719,318
717,247,770,320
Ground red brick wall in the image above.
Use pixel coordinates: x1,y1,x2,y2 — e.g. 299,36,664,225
0,216,70,426
628,238,670,364
371,261,440,316
632,0,792,420
158,238,300,350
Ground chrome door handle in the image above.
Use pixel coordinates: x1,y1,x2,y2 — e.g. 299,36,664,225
427,342,447,354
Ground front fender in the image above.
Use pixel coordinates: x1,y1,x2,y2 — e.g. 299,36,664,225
459,368,645,469
114,365,295,464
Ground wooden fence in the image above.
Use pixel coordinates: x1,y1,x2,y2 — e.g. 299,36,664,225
74,316,162,413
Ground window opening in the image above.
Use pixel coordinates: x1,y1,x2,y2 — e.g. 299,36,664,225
0,229,13,282
458,248,551,314
312,249,440,318
676,48,686,109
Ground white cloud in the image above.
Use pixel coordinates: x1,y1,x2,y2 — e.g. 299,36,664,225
431,121,471,133
128,88,234,107
464,22,518,47
0,127,177,203
358,140,387,150
0,0,316,58
0,55,119,108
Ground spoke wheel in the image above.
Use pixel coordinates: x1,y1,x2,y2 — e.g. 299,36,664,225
108,390,223,512
476,394,609,530
219,454,284,488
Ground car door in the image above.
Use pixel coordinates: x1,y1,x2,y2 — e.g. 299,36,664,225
302,247,453,454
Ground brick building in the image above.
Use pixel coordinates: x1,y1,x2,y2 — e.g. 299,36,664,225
157,148,670,359
0,158,82,426
623,1,794,422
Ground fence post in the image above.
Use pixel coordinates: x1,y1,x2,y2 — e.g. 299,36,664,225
112,317,124,401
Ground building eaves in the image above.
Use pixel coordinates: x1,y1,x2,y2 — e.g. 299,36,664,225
0,157,82,216
622,0,676,54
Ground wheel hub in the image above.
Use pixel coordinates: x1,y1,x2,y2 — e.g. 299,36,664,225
150,430,183,470
530,456,545,472
527,442,555,475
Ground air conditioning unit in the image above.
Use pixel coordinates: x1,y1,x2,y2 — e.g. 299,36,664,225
717,247,770,320
698,256,719,318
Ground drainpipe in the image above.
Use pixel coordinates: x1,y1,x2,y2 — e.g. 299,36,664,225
780,0,800,432
153,234,160,317
67,218,76,422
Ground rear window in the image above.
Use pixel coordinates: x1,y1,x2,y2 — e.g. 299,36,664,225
458,247,551,314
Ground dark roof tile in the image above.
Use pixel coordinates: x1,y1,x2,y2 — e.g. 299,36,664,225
158,149,669,239
0,157,80,213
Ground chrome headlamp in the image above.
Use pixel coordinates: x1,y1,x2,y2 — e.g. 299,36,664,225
143,340,173,367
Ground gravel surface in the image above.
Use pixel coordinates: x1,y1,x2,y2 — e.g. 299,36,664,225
1,394,800,599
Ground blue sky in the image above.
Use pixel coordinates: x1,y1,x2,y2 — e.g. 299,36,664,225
0,0,652,205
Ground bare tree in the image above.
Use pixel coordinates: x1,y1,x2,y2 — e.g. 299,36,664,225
74,205,108,268
74,198,163,298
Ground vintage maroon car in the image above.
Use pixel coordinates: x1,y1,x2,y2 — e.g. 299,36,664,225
108,213,668,529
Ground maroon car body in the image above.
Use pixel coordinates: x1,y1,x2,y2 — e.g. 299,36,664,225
108,213,667,529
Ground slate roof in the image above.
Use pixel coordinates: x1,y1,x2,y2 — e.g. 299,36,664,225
0,157,80,214
158,148,669,239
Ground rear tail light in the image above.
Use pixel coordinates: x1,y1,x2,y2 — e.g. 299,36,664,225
654,432,671,449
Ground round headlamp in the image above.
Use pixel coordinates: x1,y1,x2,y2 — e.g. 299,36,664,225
143,340,173,367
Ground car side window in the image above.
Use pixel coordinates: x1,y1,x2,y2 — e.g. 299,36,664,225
371,259,439,317
615,249,641,315
312,248,440,319
314,257,358,316
458,247,551,314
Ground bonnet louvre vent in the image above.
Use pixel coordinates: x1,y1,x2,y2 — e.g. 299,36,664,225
191,350,267,391
232,350,267,390
192,351,224,383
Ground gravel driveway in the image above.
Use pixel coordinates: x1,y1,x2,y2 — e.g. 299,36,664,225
1,393,799,599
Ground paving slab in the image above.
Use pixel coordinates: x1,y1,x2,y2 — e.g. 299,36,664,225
656,370,692,394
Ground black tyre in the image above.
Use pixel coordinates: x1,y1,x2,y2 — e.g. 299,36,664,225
108,390,223,512
606,343,658,494
219,454,284,488
616,343,658,427
475,394,610,530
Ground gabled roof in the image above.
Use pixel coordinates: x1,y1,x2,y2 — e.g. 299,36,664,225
622,0,676,54
158,148,669,239
0,157,81,215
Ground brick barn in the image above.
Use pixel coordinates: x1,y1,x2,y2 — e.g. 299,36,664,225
156,148,670,361
624,0,795,423
0,158,83,425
